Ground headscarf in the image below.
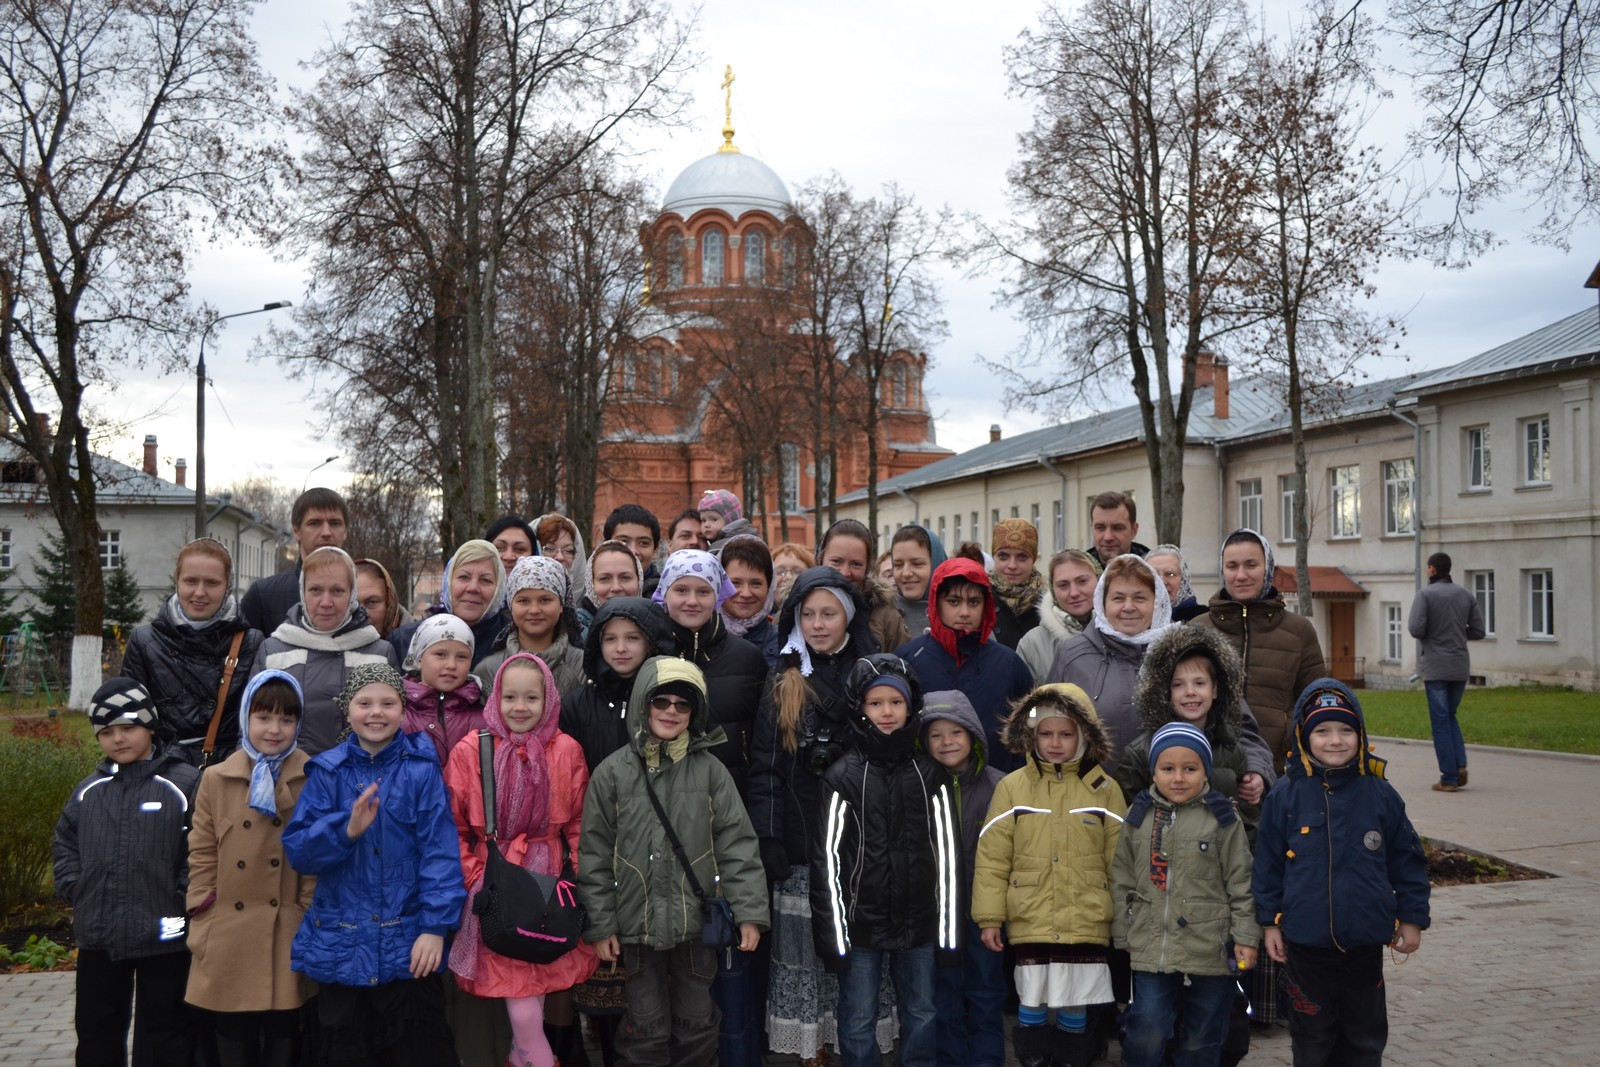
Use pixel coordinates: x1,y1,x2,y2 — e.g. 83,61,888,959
778,585,859,677
651,549,735,610
534,513,588,607
1148,543,1196,606
441,539,509,619
1091,554,1175,647
718,534,777,639
402,613,476,673
238,669,305,817
164,537,239,631
584,539,644,607
991,518,1038,556
353,557,406,635
697,488,743,522
334,662,407,742
1216,528,1276,601
299,546,360,635
507,554,571,603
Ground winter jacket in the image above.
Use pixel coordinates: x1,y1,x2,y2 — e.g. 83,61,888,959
560,597,676,774
577,657,769,950
185,747,316,1012
1112,784,1258,976
1408,576,1486,682
283,731,465,987
122,608,264,764
811,655,960,971
240,567,301,639
1087,541,1152,568
895,559,1034,775
53,746,200,961
668,613,767,795
1253,678,1430,950
1194,592,1325,766
747,568,876,870
388,607,511,670
1016,600,1086,686
1046,626,1147,768
971,685,1125,947
708,517,760,556
401,676,485,768
253,605,398,756
919,690,1004,915
474,625,586,697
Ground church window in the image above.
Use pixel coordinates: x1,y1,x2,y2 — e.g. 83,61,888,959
702,229,724,286
744,231,765,286
782,236,797,286
667,234,684,288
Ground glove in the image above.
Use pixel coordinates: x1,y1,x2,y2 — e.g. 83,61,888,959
759,838,791,885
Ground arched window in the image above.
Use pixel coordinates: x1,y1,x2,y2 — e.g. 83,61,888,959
893,364,908,406
667,234,684,288
702,229,724,286
781,236,797,287
744,231,765,286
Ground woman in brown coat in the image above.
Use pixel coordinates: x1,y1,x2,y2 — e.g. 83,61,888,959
186,670,316,1067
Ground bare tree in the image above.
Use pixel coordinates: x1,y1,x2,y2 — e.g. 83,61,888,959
225,474,298,534
343,473,439,602
0,0,278,706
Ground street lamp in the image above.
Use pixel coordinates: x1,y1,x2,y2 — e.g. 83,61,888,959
195,302,292,536
303,455,340,492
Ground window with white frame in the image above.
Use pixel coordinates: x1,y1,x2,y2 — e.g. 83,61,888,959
1522,416,1550,484
1053,501,1064,552
991,508,1000,532
1467,570,1496,636
1384,602,1404,661
667,234,684,288
970,512,979,539
937,515,947,544
1383,459,1415,535
1238,478,1263,532
1010,505,1020,519
1527,569,1555,637
701,229,724,286
99,529,122,569
0,528,9,570
1330,465,1360,538
1279,474,1298,541
953,513,963,545
778,442,800,513
744,231,765,286
1466,426,1491,489
1030,502,1041,532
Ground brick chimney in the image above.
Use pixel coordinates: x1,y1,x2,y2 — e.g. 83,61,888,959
990,423,1002,443
143,434,158,475
1194,350,1216,389
1213,356,1230,420
175,458,187,487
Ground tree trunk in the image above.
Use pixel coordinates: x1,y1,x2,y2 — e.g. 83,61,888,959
1288,331,1314,616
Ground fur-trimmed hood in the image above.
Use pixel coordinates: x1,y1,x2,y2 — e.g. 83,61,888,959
1133,624,1245,747
1000,682,1113,773
1034,596,1086,644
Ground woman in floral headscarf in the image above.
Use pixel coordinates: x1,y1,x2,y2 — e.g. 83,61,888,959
475,555,586,695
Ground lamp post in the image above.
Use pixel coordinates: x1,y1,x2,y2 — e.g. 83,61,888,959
303,455,340,492
195,302,292,536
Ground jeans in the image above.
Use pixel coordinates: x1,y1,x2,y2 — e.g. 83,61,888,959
837,944,936,1067
1426,680,1468,785
617,942,721,1067
934,921,1006,1067
1281,941,1387,1067
710,938,762,1067
1121,970,1235,1067
75,948,193,1067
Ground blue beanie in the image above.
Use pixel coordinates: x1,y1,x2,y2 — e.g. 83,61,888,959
863,675,912,706
1149,722,1213,776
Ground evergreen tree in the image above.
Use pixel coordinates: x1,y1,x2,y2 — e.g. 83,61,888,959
102,555,145,641
0,570,20,636
27,532,76,636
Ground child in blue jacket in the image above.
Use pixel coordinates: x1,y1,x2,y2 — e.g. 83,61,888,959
284,662,466,1063
1253,679,1430,1067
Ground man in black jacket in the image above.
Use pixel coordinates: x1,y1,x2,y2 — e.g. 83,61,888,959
240,487,349,635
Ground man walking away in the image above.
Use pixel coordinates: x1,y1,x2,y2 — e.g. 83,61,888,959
1407,552,1486,792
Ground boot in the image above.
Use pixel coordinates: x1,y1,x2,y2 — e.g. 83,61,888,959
212,1034,259,1067
1050,1026,1093,1067
1012,1023,1053,1067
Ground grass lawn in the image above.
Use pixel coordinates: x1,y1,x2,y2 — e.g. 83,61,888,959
1359,686,1600,755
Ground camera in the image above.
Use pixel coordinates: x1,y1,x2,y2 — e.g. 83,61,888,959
800,720,841,776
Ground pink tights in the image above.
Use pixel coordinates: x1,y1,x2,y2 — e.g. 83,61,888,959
505,994,552,1067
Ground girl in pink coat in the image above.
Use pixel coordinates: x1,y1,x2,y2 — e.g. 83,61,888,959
445,652,597,1067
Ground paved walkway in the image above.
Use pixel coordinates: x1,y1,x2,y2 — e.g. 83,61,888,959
5,739,1598,1066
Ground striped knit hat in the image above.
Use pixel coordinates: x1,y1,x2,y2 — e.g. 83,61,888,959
88,677,159,734
1148,722,1213,776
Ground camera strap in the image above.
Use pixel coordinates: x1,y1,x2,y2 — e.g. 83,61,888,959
636,755,713,902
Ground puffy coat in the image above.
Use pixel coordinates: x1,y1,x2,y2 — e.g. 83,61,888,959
53,745,200,960
919,690,1004,913
560,597,676,774
1016,599,1085,686
1047,626,1147,768
474,625,586,697
971,685,1125,947
578,657,768,950
185,747,316,1012
668,613,767,795
747,568,876,869
1112,785,1258,976
810,655,961,971
123,607,264,764
401,676,484,768
1194,592,1325,766
283,730,465,987
240,567,301,639
1254,679,1430,951
254,605,398,756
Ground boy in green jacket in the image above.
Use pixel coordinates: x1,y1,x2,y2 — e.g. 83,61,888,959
1112,723,1258,1067
578,656,768,1067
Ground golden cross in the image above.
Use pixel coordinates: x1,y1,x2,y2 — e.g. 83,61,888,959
719,65,739,153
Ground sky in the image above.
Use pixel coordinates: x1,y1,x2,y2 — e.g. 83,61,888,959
97,0,1600,494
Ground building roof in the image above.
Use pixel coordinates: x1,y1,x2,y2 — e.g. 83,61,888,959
661,150,794,221
1406,306,1600,395
0,443,193,505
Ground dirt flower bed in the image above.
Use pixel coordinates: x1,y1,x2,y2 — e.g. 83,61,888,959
1426,843,1551,887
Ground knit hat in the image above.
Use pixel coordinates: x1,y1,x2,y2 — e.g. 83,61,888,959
402,613,476,672
335,662,407,722
88,677,158,734
862,674,912,706
1149,722,1213,776
991,518,1038,557
1299,683,1363,736
697,488,743,522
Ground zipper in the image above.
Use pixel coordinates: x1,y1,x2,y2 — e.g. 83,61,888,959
1323,775,1344,951
1158,806,1173,971
436,691,447,735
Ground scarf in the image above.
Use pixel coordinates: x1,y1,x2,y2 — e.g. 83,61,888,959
238,669,304,816
162,591,240,633
1090,554,1176,647
990,569,1047,621
643,731,691,769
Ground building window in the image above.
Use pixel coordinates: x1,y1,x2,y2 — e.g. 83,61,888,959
953,512,962,545
99,529,122,570
744,231,764,286
667,234,684,288
1468,570,1496,636
0,528,9,570
937,515,947,544
701,229,724,286
1527,569,1555,637
1384,602,1404,661
781,236,797,287
1053,500,1064,552
1279,474,1298,542
1030,502,1041,532
1466,426,1491,489
1522,416,1550,484
1009,505,1020,519
1329,465,1360,538
779,442,800,513
971,512,980,544
1238,478,1262,532
991,508,1000,532
1383,459,1415,535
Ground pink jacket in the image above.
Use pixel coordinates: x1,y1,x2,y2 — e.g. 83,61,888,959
402,676,485,768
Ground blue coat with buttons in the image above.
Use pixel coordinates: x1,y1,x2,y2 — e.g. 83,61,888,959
283,730,465,987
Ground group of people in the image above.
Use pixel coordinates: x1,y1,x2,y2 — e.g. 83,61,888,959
53,485,1433,1067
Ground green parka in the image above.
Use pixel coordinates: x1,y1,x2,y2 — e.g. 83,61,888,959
577,656,769,950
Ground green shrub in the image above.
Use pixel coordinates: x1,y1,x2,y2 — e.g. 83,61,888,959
0,720,97,911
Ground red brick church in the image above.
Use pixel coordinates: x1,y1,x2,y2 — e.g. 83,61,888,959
591,96,952,546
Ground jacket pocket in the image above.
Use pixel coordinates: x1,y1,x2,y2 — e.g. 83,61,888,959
1005,869,1043,922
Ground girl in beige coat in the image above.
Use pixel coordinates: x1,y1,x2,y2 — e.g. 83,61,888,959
186,669,316,1067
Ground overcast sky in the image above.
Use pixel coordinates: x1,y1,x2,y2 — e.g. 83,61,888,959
101,0,1600,494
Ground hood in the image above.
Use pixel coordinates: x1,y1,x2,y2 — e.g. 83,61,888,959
1214,527,1277,603
1090,554,1173,647
843,652,925,760
236,668,306,758
1000,681,1113,772
1286,677,1386,779
624,655,723,754
891,524,949,606
921,688,988,772
926,557,996,663
442,539,510,620
773,566,878,660
582,596,677,687
1133,624,1244,745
